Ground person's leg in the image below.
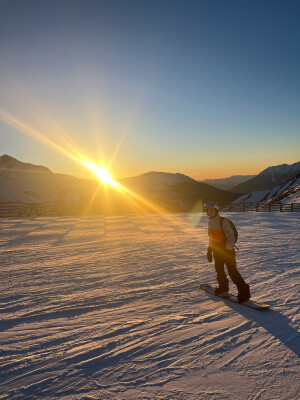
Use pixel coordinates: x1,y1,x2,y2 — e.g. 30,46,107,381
214,253,229,292
224,250,250,300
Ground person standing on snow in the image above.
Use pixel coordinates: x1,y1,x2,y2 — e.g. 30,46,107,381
205,202,251,303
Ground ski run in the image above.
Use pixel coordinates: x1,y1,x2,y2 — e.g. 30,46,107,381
0,212,299,400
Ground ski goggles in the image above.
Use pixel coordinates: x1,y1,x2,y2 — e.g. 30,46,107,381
204,202,219,210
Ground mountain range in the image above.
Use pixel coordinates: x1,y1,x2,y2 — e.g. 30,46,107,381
0,155,299,215
0,155,239,214
200,175,256,191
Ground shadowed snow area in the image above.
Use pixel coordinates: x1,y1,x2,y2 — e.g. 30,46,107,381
0,213,299,400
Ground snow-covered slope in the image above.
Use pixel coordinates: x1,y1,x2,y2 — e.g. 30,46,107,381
0,213,299,399
266,177,300,204
232,161,300,194
234,175,300,204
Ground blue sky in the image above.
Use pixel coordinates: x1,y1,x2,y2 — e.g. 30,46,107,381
0,0,299,179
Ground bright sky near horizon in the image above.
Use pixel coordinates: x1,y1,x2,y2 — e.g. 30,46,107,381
0,0,299,180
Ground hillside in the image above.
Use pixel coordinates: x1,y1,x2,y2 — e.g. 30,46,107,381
121,171,240,207
232,161,300,194
234,174,300,204
0,154,97,205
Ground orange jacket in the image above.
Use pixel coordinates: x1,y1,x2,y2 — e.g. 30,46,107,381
208,215,235,250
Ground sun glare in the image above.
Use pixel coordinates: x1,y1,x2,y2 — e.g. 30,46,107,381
0,109,189,218
84,161,119,188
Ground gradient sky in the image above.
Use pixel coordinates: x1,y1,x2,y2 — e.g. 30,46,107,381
0,0,299,180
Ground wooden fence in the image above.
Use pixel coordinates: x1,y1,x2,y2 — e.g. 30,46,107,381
217,202,300,213
0,201,299,217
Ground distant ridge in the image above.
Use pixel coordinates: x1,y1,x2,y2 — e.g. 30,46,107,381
0,154,51,174
200,175,256,191
232,162,300,194
120,171,196,187
2,155,299,207
0,154,82,203
120,171,240,204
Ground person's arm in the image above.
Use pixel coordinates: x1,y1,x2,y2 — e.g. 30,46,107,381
207,246,212,262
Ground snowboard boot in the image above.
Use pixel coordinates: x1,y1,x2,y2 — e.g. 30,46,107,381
214,287,229,297
237,284,251,303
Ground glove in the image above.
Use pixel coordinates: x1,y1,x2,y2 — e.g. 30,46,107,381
207,247,213,263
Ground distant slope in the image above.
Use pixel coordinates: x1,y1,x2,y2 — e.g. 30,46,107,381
120,171,241,206
234,174,300,204
0,154,51,174
200,175,256,191
120,171,196,188
232,161,300,194
0,154,96,204
266,175,300,204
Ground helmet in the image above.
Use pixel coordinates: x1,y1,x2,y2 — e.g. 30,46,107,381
204,202,219,211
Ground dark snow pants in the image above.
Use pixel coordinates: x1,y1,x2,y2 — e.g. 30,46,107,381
212,244,247,292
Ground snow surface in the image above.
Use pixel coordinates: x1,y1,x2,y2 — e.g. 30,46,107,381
0,212,299,400
233,191,270,203
282,186,300,204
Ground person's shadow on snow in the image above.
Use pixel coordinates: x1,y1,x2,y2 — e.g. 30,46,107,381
204,293,300,357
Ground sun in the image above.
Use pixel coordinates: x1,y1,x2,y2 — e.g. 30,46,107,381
84,161,119,188
96,167,115,185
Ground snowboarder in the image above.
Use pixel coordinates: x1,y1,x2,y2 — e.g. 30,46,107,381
205,202,251,303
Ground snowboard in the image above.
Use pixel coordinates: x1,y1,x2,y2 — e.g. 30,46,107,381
200,283,270,310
